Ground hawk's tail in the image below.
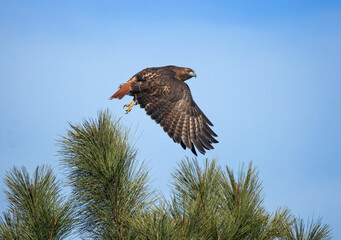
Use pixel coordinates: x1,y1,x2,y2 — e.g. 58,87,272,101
109,81,132,100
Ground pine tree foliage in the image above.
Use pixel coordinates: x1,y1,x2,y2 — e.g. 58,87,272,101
58,110,154,239
0,211,21,240
171,158,223,239
220,163,293,240
0,166,76,240
284,217,332,240
170,158,292,240
2,109,332,240
126,202,181,240
56,110,332,239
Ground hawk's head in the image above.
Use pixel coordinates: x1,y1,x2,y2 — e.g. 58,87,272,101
185,68,197,79
172,66,197,81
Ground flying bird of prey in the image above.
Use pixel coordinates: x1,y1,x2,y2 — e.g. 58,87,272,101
109,65,218,155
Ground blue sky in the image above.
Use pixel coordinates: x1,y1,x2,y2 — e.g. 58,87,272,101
1,0,341,238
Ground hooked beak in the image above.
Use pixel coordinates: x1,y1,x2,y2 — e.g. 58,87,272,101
189,71,197,78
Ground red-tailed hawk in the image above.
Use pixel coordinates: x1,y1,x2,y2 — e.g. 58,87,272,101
109,65,218,155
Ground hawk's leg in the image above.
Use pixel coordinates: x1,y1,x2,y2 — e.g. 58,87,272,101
123,97,136,114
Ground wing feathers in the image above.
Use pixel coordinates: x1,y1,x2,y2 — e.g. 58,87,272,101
193,113,206,154
173,113,185,144
181,114,191,149
143,96,218,155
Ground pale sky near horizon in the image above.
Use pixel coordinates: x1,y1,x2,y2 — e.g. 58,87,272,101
1,1,341,238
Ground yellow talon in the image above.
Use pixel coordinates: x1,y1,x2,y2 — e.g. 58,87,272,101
124,100,135,114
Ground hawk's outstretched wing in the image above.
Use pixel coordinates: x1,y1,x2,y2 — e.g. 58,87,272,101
130,70,218,155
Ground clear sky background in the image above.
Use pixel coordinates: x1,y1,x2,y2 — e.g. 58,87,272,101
1,0,341,238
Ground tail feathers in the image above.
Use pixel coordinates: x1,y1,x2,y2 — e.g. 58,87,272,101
109,81,132,100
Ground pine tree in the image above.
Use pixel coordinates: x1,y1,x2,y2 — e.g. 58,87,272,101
2,109,332,240
58,110,154,239
0,166,76,240
169,158,292,240
56,109,333,240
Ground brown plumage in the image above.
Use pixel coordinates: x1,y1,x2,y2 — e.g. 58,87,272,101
109,65,218,155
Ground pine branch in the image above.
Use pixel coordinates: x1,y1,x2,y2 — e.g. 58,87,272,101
169,159,295,240
284,217,333,240
58,109,154,239
171,157,223,239
0,166,76,240
49,216,56,240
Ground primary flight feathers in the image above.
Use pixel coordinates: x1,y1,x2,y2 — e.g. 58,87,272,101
109,65,218,155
